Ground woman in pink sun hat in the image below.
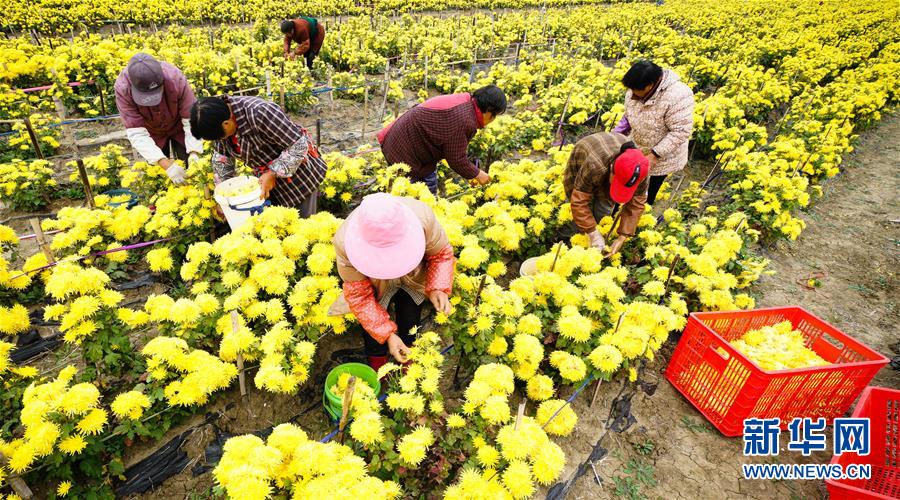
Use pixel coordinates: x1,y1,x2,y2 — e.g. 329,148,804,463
329,193,455,369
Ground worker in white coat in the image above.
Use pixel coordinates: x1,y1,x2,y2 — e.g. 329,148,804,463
114,53,203,185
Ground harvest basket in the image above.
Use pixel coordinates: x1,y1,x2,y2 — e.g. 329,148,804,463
665,307,888,436
826,386,900,500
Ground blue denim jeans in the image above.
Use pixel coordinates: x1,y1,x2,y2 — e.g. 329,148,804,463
418,171,439,195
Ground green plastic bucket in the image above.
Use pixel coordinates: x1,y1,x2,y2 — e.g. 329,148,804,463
323,363,380,421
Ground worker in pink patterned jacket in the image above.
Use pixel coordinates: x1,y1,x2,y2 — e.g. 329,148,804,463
328,193,455,370
114,53,204,185
613,60,695,206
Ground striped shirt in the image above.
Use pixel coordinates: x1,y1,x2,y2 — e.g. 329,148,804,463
212,95,326,208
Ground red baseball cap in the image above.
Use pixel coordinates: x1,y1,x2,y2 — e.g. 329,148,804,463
609,148,650,204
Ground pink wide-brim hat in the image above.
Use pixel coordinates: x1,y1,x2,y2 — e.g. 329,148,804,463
344,193,426,280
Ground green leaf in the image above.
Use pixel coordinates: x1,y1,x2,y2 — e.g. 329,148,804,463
108,458,126,477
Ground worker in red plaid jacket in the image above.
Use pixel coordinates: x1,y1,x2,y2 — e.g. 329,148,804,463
189,95,327,217
377,85,507,194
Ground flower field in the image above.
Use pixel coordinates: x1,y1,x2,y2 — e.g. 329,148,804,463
0,0,898,498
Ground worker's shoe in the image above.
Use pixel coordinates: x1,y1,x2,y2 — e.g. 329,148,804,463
367,355,388,372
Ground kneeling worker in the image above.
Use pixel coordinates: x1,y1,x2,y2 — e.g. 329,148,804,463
329,193,455,369
563,132,650,256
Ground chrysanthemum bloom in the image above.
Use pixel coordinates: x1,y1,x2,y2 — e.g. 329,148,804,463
536,399,578,436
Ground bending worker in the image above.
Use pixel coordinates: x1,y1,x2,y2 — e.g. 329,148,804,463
189,95,326,216
329,193,455,369
563,132,650,256
377,85,506,194
281,17,326,70
114,53,203,185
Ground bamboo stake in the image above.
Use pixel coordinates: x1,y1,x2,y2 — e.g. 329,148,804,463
231,311,246,397
22,116,44,160
29,218,55,264
338,376,357,444
423,55,429,90
76,159,95,209
265,70,272,100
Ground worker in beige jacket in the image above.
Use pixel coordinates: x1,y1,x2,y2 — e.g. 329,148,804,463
613,60,695,205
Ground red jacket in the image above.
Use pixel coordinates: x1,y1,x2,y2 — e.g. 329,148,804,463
378,93,484,181
284,18,325,55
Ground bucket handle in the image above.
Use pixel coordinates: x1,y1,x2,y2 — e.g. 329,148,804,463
229,199,271,215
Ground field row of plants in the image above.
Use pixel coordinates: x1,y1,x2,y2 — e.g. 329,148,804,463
0,0,897,497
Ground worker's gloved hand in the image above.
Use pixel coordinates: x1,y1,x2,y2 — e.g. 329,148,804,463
604,235,628,257
587,230,606,251
165,163,187,185
188,152,200,166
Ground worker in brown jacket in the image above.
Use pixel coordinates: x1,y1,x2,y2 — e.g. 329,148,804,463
281,17,326,70
562,132,650,256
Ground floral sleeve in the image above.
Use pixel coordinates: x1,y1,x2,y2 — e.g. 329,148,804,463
211,148,236,184
267,132,309,178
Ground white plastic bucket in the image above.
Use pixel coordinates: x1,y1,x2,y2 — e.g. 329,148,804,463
213,176,267,231
519,257,540,277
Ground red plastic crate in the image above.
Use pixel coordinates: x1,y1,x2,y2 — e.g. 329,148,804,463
665,306,889,436
827,387,900,500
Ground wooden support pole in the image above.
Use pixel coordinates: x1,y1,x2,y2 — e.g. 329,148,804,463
29,218,55,264
423,55,429,90
590,379,603,408
265,70,272,100
52,89,77,156
378,58,391,125
514,400,526,430
231,311,247,397
555,91,573,151
97,83,108,117
0,452,33,498
549,241,564,273
22,116,44,160
279,86,285,109
360,85,369,138
316,118,322,148
337,375,357,443
605,209,623,241
76,159,95,208
327,73,334,111
203,184,216,242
